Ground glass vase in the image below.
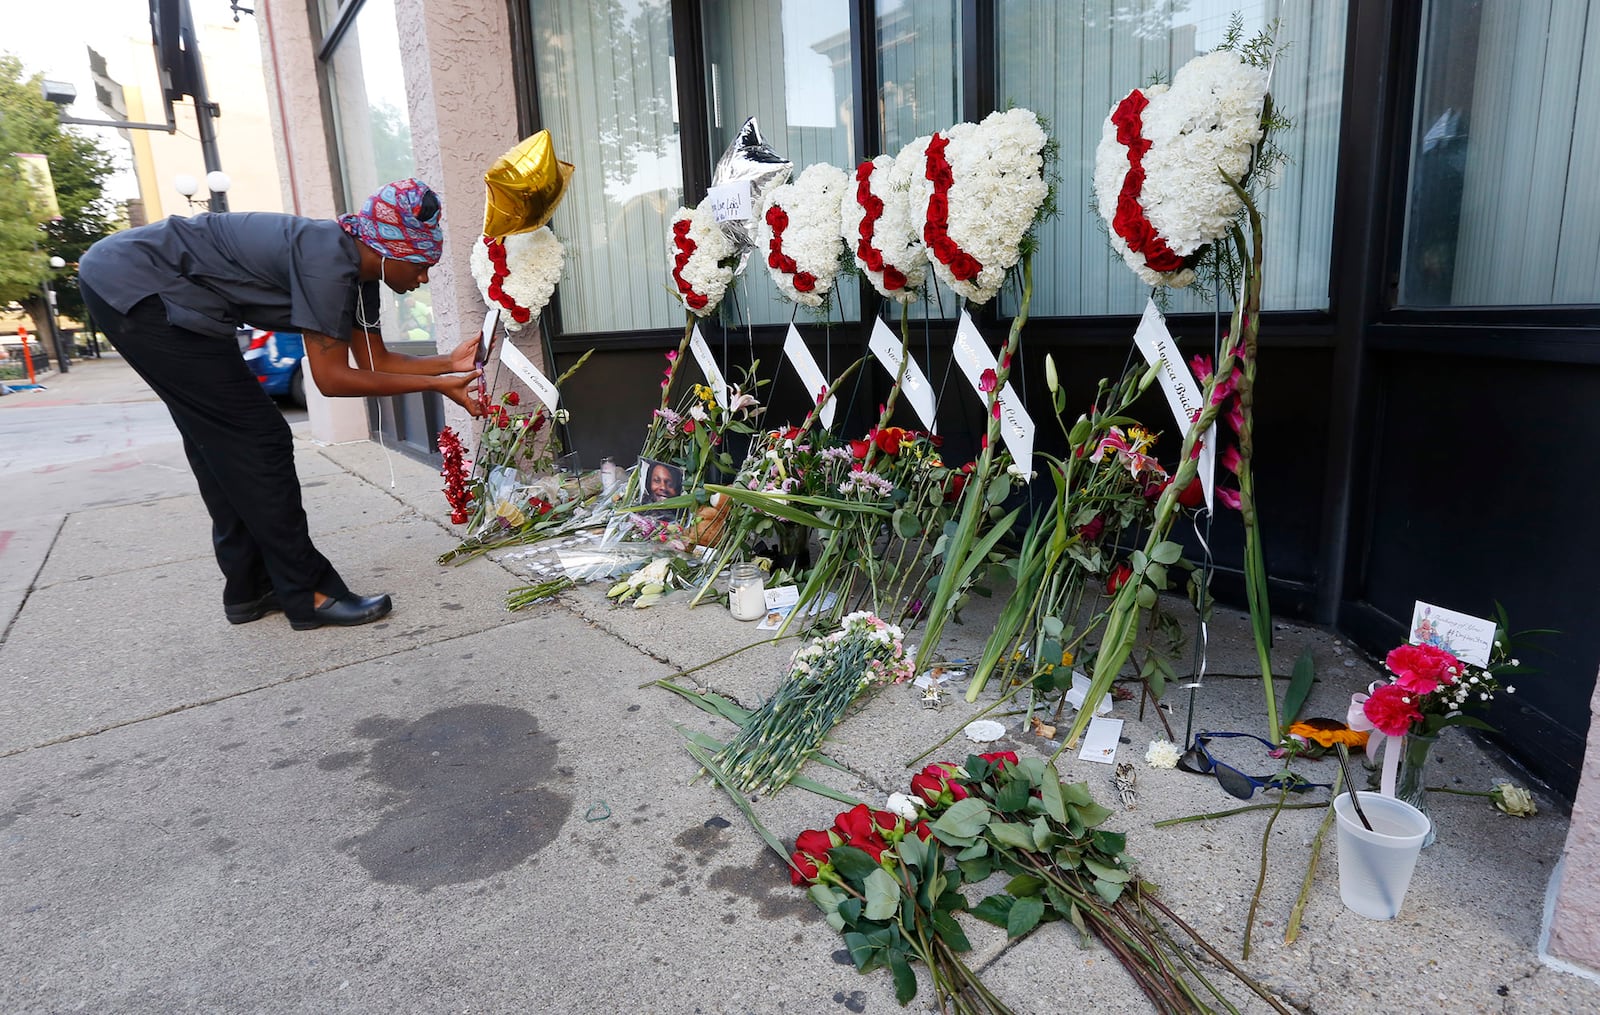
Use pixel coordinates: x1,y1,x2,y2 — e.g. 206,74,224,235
1394,732,1438,848
773,521,811,573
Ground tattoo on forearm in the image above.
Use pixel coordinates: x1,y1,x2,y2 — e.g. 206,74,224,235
309,334,344,355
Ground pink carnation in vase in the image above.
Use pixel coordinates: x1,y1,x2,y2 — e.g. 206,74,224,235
1385,642,1462,695
1361,682,1423,737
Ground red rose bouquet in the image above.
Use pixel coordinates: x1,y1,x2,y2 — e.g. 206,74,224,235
790,752,1286,1013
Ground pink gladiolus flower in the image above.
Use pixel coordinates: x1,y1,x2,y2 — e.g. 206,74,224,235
1209,370,1238,405
1226,402,1246,434
978,368,997,393
1190,354,1214,384
1218,486,1242,511
1220,445,1242,474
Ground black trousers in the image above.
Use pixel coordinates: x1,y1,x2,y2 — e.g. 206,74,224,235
80,284,349,623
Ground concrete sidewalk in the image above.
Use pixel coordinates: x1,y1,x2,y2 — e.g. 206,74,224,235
1,355,1595,1014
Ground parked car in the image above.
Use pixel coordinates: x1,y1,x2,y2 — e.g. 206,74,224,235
238,327,306,406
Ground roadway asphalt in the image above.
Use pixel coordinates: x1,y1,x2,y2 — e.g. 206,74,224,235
1,353,1595,1014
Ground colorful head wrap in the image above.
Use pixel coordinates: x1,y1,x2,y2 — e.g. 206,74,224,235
338,178,444,264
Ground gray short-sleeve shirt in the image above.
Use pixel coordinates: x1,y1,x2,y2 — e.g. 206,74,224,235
79,213,369,340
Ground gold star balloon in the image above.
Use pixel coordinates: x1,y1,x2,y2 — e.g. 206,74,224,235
482,130,576,238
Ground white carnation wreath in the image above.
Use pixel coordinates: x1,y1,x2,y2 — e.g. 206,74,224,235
756,163,849,307
913,108,1049,306
840,153,928,304
668,198,737,317
1093,50,1269,289
469,227,565,331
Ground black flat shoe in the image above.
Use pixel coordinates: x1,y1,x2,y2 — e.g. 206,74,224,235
225,590,281,625
290,592,393,631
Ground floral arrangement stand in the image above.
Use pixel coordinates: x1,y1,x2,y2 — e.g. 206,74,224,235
1064,33,1285,754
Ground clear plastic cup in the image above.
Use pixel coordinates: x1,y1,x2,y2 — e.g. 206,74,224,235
1334,791,1431,920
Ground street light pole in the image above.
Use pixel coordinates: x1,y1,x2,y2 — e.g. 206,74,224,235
32,245,68,374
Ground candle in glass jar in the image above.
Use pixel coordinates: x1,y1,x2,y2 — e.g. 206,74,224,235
728,563,766,621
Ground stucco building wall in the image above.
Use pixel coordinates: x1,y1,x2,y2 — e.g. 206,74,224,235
393,0,521,437
1546,674,1600,974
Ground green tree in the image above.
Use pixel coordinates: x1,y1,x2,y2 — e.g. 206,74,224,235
0,52,118,356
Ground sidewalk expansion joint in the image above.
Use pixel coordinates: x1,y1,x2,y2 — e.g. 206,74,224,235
0,513,67,647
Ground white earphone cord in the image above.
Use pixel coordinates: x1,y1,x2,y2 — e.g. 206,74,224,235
356,256,397,489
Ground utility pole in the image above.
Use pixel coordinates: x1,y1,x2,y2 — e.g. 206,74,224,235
151,0,228,212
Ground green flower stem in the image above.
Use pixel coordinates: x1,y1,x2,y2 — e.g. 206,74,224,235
1151,801,1324,827
661,314,696,411
1284,769,1341,947
504,576,574,610
775,313,917,637
1136,891,1294,1015
1241,786,1288,960
837,305,914,617
860,303,913,474
904,668,1037,769
966,510,1053,699
915,253,1035,673
1137,910,1237,1014
1226,182,1279,745
798,354,868,434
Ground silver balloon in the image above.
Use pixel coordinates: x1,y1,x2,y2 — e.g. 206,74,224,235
708,117,792,269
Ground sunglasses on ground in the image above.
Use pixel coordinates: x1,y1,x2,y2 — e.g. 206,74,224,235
1176,731,1331,800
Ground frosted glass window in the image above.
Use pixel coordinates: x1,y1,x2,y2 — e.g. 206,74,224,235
996,0,1346,316
1399,0,1600,307
702,0,861,326
529,0,684,333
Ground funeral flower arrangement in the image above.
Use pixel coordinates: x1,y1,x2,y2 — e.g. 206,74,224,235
841,153,929,303
668,198,738,316
470,227,565,329
914,108,1050,305
1093,49,1269,288
757,162,850,307
1064,28,1285,750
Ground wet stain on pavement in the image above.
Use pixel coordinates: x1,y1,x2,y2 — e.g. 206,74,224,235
73,761,119,782
317,751,364,772
707,851,817,922
673,818,732,857
833,989,867,1012
339,704,571,889
0,791,43,831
